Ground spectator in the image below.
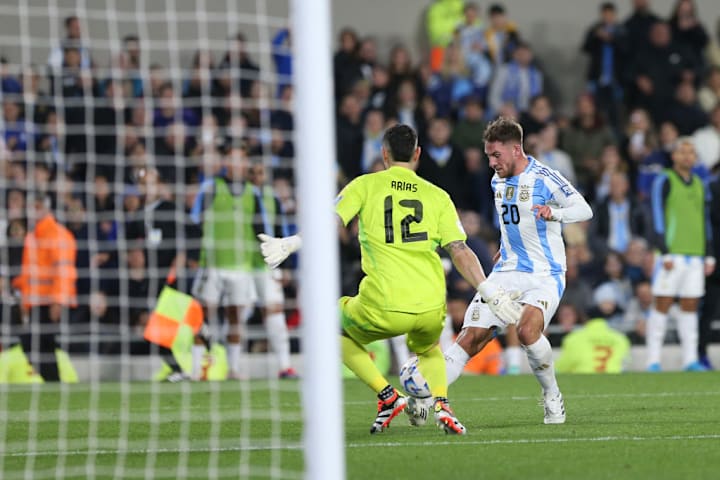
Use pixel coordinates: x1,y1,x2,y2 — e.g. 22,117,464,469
183,50,221,120
426,0,465,71
450,96,486,150
698,66,720,113
334,28,360,100
623,0,660,54
620,108,657,174
456,4,493,100
592,282,626,327
534,122,577,186
2,99,27,153
360,109,385,174
591,171,648,256
217,32,260,98
13,191,77,382
594,144,625,203
668,0,709,68
581,2,628,133
47,15,92,71
483,3,521,65
629,21,701,124
385,79,425,136
335,94,363,182
488,42,542,117
153,82,199,130
560,94,616,193
519,94,554,136
272,28,292,95
386,44,425,106
0,57,22,95
665,81,708,136
458,148,494,218
368,65,390,110
623,279,654,340
623,237,650,284
692,104,720,170
636,121,677,201
417,117,465,202
555,303,583,334
427,41,474,118
706,18,720,68
699,172,720,368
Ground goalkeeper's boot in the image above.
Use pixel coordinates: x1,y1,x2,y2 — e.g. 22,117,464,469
370,388,407,434
405,396,431,427
433,398,466,435
543,391,566,424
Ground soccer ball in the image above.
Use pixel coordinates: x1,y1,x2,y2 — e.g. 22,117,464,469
399,357,431,399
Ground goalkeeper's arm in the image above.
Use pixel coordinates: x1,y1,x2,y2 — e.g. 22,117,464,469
443,240,523,325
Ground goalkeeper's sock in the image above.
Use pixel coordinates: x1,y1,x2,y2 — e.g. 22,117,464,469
676,310,699,367
265,312,291,371
417,344,448,398
645,309,667,367
228,342,243,377
341,334,388,393
523,335,559,396
444,343,470,385
192,345,206,380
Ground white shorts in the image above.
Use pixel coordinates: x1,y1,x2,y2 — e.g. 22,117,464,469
192,268,257,307
252,270,285,307
462,270,565,330
651,254,705,298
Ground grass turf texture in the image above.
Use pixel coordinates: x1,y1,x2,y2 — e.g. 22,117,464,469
2,372,720,479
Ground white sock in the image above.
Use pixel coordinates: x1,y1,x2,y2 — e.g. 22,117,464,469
523,335,559,396
444,343,470,385
676,310,699,367
390,335,410,374
505,346,523,371
265,312,291,371
645,309,667,367
192,344,207,379
228,342,243,375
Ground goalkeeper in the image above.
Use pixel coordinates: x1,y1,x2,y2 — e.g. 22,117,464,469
259,124,521,435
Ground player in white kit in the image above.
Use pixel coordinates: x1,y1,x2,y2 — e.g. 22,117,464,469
442,117,593,424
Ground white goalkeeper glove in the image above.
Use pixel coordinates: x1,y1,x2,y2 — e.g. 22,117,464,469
476,282,523,326
257,233,302,269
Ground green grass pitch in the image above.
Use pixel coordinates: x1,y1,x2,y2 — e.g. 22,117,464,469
2,372,720,479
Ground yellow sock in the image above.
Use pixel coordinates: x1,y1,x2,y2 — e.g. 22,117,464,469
417,344,447,398
341,335,389,394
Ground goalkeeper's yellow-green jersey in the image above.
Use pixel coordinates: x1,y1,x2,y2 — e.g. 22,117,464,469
555,318,631,374
335,166,466,313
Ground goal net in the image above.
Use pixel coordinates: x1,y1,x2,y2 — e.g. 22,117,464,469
0,0,342,478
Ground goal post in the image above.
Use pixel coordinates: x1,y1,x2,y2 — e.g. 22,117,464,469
291,0,345,479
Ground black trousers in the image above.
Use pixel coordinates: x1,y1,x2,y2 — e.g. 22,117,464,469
699,275,720,358
20,306,60,382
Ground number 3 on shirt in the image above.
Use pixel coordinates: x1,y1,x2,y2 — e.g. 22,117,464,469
384,195,428,243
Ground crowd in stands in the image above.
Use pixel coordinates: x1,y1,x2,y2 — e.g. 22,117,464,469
1,0,720,368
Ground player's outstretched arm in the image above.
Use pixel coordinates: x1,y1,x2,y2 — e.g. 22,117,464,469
444,240,522,325
537,184,593,223
258,233,302,269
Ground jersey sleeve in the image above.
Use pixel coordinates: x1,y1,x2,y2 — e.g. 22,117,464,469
438,193,467,247
544,170,593,223
335,177,364,226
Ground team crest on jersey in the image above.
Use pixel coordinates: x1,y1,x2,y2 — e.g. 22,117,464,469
519,185,530,202
505,186,515,200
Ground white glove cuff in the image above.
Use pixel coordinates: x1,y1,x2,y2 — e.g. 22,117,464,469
284,234,302,254
476,281,497,299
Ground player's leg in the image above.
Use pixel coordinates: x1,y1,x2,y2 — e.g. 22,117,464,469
647,255,680,371
514,273,565,424
503,325,522,375
191,268,220,379
389,335,410,374
675,257,707,371
444,292,496,384
224,270,258,379
256,271,295,378
408,308,466,435
339,296,408,433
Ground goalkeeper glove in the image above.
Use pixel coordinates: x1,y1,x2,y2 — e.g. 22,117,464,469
476,282,523,326
257,234,302,269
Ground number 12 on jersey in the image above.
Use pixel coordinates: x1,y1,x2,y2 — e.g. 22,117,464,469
384,195,428,244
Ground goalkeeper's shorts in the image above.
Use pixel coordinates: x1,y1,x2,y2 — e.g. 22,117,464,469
339,296,445,355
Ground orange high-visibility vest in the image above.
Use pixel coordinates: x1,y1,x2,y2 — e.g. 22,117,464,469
13,214,78,308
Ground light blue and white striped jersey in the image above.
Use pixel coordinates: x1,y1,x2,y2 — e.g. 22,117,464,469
492,156,588,276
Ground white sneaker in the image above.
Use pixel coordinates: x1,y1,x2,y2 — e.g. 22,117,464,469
165,371,191,383
405,396,432,426
543,391,565,424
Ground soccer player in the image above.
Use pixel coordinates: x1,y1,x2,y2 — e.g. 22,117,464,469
258,124,521,434
191,141,296,379
555,314,631,374
443,117,593,424
646,138,715,372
